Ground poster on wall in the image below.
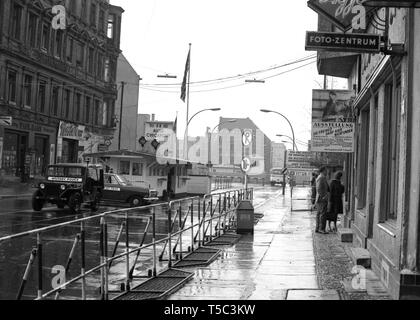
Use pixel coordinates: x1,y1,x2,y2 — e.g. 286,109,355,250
311,89,355,153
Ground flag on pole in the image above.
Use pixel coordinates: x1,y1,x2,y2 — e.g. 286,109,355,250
173,116,178,134
180,48,191,102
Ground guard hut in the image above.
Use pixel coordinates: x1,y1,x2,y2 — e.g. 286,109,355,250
84,150,192,199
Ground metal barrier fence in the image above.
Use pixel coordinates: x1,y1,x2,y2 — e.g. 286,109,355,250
0,188,253,300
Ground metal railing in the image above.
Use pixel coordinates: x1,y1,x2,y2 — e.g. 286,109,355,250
0,188,253,300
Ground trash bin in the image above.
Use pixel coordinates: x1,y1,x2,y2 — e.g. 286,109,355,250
236,200,254,234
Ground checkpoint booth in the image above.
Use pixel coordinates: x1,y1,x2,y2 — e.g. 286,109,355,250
84,150,211,199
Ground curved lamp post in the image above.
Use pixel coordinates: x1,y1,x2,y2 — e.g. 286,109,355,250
277,134,299,152
261,109,296,152
184,108,221,160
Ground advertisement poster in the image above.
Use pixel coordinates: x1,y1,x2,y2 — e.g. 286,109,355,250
311,89,355,153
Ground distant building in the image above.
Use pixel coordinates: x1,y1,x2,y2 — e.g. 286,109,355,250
218,117,273,180
111,54,140,151
271,142,286,169
0,0,123,182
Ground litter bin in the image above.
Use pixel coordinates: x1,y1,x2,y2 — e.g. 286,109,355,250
236,200,254,234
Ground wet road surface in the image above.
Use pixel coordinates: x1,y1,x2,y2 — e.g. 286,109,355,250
0,186,282,300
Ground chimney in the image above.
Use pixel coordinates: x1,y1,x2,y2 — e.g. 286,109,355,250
151,114,155,121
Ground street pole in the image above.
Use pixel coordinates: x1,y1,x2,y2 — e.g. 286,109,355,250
283,150,287,196
118,81,125,151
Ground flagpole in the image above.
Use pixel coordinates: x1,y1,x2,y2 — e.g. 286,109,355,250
184,43,191,160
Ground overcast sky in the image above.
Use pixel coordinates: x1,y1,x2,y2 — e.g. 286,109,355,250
110,0,348,150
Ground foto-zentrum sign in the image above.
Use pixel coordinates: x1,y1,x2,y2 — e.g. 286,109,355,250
305,31,381,53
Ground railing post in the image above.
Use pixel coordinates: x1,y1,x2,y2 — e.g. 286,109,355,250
190,200,194,252
218,194,222,236
99,218,105,300
198,198,202,247
178,206,183,261
125,211,130,292
167,205,173,268
209,196,213,242
80,221,86,300
103,218,109,300
16,248,37,300
152,207,157,277
37,233,43,300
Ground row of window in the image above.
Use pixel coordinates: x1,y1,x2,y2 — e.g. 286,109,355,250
6,68,114,127
118,162,188,178
9,2,115,81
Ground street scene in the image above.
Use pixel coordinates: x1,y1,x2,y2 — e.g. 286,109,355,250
1,0,420,306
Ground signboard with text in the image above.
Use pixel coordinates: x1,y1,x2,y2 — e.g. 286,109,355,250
307,0,374,32
311,89,355,153
305,31,381,53
311,122,355,153
287,151,316,170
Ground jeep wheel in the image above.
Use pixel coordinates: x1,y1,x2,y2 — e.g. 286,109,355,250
69,193,82,214
129,196,144,208
32,191,44,212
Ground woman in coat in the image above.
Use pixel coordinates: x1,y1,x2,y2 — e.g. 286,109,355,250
327,171,345,232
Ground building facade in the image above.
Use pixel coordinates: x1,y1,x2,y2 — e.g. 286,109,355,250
271,142,286,169
111,53,140,152
314,8,420,299
0,0,123,182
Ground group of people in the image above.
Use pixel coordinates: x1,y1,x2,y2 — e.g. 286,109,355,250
311,167,345,234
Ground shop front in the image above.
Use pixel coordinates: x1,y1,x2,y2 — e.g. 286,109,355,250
56,121,114,164
0,118,56,182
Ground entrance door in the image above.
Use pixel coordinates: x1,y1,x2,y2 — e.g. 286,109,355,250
62,138,78,163
167,167,176,197
2,131,27,179
34,135,48,177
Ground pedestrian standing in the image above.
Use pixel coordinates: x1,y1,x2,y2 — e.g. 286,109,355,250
326,171,345,233
315,167,329,234
311,172,318,205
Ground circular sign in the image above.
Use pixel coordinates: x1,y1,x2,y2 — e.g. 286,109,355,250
242,130,252,146
241,157,251,173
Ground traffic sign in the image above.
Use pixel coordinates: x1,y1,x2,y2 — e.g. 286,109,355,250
242,130,252,146
241,157,251,173
0,116,12,126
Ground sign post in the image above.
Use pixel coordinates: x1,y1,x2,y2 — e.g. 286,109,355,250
242,130,253,191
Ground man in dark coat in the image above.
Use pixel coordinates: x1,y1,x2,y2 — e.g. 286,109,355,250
326,172,345,232
315,167,329,234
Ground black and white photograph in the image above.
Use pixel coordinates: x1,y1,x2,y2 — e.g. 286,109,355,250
0,0,420,311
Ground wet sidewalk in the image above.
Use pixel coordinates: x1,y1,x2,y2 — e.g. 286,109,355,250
167,187,332,300
167,187,392,301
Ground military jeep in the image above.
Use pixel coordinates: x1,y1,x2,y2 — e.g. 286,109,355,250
32,163,104,214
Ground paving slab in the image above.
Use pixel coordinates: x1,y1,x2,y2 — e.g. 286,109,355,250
287,289,341,300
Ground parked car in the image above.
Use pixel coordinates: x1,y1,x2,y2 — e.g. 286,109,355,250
102,173,158,207
32,164,104,214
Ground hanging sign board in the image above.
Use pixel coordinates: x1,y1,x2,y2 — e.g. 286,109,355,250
305,31,382,53
307,0,374,32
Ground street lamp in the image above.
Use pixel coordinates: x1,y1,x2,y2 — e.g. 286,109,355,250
363,0,420,7
277,134,299,152
184,108,221,160
261,109,296,152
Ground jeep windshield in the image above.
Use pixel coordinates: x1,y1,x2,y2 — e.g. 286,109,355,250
47,166,84,182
